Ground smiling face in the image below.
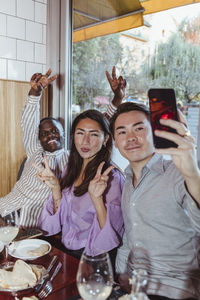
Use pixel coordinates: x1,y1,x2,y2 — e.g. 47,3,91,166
114,110,155,168
39,119,64,152
74,118,107,164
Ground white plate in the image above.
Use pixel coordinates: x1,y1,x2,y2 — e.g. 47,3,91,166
0,241,4,253
8,239,51,260
0,263,48,293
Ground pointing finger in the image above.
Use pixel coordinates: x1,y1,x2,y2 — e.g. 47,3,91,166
45,68,52,77
48,74,57,83
105,71,112,84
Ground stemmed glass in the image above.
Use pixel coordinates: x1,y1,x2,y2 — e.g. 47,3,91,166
76,252,113,300
0,211,19,269
127,249,149,300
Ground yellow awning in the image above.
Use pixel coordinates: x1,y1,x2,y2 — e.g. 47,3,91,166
73,0,144,43
73,0,200,43
143,0,200,15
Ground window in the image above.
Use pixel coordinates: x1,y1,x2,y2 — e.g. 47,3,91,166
71,2,200,168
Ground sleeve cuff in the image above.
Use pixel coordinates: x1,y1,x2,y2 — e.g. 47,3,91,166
27,94,42,104
106,102,117,118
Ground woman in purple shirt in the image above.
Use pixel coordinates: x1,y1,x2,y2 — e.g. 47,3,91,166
36,109,124,256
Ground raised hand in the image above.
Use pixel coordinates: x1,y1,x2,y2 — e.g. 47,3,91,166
88,162,114,203
155,111,200,203
106,66,126,107
29,68,57,96
33,155,60,190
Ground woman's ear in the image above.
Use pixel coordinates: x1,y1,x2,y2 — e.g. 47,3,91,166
103,135,109,146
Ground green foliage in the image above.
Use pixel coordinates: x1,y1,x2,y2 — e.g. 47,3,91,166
73,15,200,107
143,18,200,103
73,34,123,110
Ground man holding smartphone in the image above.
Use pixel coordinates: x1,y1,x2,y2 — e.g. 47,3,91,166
109,102,200,299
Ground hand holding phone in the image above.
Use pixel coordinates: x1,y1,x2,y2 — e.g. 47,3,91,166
148,88,178,148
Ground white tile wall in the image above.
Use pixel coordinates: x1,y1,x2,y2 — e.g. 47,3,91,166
0,0,15,16
7,16,25,39
17,0,34,21
35,2,46,24
0,13,6,35
42,24,46,44
35,43,46,64
26,20,43,43
0,58,7,79
17,40,34,62
8,60,25,81
26,62,43,81
0,0,47,81
0,36,16,59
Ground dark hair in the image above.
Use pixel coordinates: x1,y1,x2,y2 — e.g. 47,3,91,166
60,109,113,196
109,102,150,137
39,117,63,130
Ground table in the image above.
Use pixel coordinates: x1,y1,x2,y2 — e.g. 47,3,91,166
0,235,80,300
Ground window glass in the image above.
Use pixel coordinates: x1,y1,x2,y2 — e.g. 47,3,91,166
72,3,200,168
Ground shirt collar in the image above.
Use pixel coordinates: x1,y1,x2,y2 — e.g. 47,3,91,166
124,153,166,178
44,148,65,158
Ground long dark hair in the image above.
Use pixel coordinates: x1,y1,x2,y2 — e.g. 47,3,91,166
60,110,113,196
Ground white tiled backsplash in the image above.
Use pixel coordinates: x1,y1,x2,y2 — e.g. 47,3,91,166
0,0,47,81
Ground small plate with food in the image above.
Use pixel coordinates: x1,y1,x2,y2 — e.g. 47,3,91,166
0,259,48,294
8,239,51,260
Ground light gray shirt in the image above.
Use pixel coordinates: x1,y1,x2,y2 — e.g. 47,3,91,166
116,153,200,299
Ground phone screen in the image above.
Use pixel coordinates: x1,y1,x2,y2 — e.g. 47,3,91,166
148,88,178,148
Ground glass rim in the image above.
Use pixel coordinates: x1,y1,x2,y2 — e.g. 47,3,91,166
81,252,109,261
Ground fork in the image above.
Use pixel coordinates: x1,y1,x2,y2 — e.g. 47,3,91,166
38,261,62,299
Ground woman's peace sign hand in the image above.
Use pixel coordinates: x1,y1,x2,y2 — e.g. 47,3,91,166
33,155,59,190
88,162,114,204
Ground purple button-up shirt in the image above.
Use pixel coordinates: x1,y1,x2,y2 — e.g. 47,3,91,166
38,168,124,256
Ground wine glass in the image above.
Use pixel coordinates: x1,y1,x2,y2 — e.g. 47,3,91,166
76,252,113,300
0,211,19,269
127,249,149,300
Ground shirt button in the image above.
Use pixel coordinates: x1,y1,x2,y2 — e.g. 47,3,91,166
133,222,137,226
132,203,135,207
68,242,70,245
135,243,139,247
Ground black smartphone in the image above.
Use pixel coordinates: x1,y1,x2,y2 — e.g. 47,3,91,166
148,88,178,148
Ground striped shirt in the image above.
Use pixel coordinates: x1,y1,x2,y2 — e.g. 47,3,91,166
0,95,68,227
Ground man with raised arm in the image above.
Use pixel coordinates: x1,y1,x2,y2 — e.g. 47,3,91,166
0,67,126,227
